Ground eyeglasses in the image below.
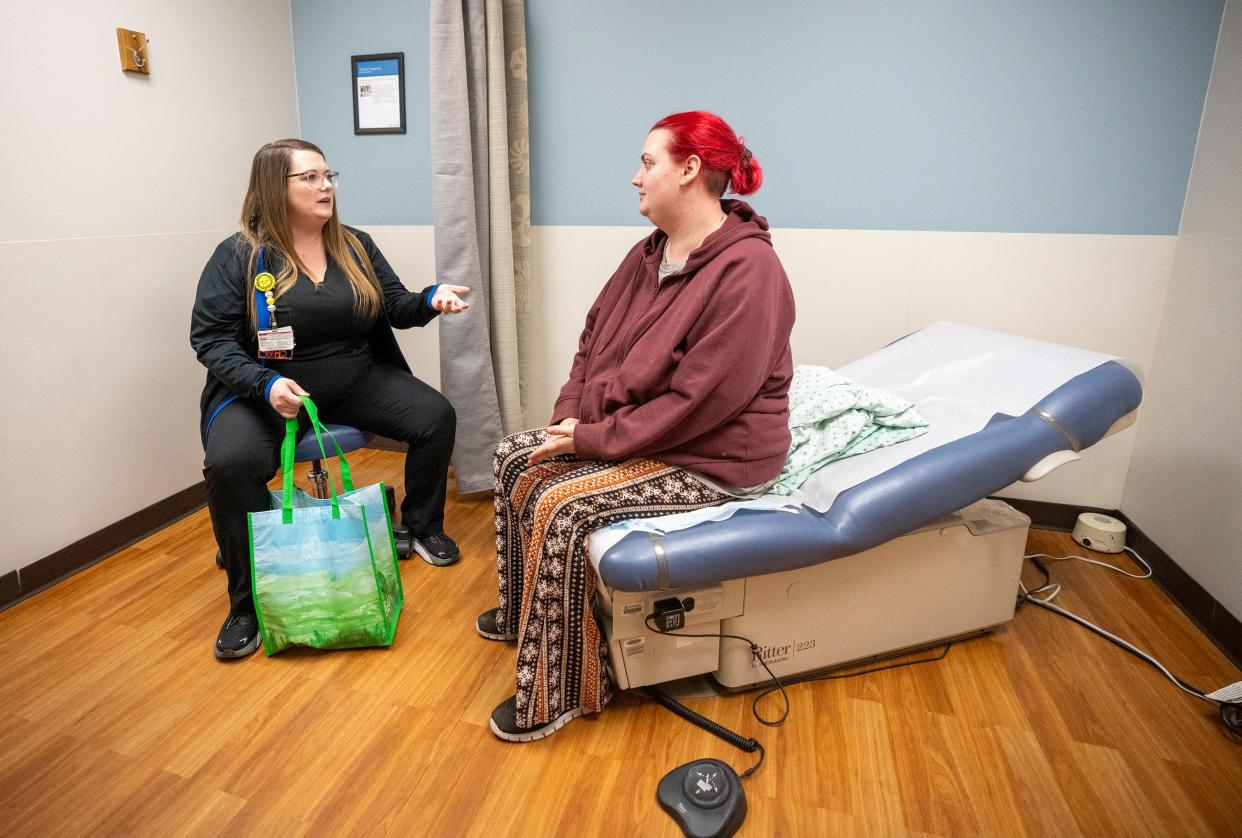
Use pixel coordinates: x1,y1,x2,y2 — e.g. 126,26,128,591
287,169,340,189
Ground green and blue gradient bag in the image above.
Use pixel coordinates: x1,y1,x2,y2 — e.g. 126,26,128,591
248,397,403,654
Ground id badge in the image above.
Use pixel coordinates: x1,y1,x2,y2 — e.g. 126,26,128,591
257,326,295,360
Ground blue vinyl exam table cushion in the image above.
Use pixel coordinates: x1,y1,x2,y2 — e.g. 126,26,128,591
595,336,1142,594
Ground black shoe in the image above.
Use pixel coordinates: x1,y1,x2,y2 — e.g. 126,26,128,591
392,526,414,560
413,531,460,567
215,612,262,660
489,695,583,743
476,607,517,641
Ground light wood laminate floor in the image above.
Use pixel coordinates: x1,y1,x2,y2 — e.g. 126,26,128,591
1,449,1239,836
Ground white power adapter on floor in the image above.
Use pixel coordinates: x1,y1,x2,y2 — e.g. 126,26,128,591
1071,513,1127,554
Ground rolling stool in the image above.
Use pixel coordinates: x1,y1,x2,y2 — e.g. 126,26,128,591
214,423,412,566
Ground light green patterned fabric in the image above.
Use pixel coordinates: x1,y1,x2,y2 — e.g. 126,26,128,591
772,365,929,495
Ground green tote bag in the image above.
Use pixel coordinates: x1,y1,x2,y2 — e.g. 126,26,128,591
248,397,403,654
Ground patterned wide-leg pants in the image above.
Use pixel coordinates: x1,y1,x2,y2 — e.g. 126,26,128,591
493,429,730,728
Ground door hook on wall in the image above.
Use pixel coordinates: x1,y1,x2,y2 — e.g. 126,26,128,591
116,29,151,75
133,37,151,69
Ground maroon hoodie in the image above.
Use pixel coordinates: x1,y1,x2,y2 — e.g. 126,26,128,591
554,200,795,488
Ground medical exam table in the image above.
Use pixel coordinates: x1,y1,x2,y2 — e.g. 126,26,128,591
588,322,1144,690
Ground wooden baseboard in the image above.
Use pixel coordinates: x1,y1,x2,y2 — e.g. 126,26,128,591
994,497,1115,532
0,571,19,605
998,496,1242,671
0,482,207,613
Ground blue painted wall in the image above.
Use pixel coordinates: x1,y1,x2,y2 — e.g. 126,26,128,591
292,0,431,225
292,0,1223,234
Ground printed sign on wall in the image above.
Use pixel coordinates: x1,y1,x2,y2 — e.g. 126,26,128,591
352,53,406,135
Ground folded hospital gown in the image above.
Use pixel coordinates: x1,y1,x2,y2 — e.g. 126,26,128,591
771,365,929,495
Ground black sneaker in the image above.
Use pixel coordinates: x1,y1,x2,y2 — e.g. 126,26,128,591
476,607,517,641
489,695,583,743
215,612,262,660
414,532,460,566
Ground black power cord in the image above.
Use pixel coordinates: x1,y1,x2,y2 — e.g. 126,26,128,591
640,606,963,780
644,686,766,780
644,613,791,727
752,642,954,707
1015,555,1052,610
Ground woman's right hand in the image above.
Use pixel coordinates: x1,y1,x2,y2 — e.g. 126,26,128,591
558,417,580,429
269,377,309,418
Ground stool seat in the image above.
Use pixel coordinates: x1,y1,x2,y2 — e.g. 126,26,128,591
294,424,373,462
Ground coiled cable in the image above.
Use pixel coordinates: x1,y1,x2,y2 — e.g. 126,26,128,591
643,686,766,780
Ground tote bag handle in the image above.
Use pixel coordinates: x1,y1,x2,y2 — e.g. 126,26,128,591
278,396,358,523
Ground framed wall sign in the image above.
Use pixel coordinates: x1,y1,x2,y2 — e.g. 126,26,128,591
352,52,406,134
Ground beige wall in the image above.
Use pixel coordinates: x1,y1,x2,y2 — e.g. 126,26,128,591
1123,1,1242,620
354,227,442,390
0,1,299,576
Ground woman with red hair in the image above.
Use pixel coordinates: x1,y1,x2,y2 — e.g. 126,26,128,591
479,111,795,741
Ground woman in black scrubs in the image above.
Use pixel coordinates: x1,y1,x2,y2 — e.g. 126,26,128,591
190,139,469,659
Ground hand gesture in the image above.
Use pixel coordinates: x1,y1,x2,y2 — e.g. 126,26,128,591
431,285,471,314
268,377,309,419
527,423,576,465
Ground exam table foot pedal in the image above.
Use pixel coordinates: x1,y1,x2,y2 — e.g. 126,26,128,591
647,686,758,838
658,759,747,838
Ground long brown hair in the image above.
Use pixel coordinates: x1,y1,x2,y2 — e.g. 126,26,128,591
237,139,382,330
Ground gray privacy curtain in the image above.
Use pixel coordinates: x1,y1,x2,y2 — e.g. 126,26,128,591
430,0,530,494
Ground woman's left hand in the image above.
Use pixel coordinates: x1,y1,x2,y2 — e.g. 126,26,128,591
527,424,576,465
431,285,471,314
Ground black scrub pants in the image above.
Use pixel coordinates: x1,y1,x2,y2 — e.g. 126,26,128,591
202,357,455,618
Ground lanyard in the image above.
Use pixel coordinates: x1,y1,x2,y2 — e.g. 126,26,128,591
254,245,277,330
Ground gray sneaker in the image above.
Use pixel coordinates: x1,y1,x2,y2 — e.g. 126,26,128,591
489,695,582,743
477,607,517,641
215,613,262,660
414,532,460,566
